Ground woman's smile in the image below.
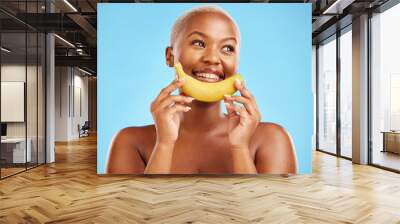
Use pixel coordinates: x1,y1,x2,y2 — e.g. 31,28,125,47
192,68,225,83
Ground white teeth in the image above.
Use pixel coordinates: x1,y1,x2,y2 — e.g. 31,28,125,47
196,73,220,81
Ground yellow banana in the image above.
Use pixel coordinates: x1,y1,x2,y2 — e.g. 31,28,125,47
174,63,244,102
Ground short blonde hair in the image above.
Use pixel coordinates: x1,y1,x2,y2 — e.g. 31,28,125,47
169,5,241,47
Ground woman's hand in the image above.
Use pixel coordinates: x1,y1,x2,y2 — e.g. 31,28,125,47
224,80,261,150
150,77,194,146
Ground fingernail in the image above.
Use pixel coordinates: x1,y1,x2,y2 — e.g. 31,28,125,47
235,79,241,86
187,97,195,101
179,77,185,83
235,79,242,87
175,74,178,80
224,94,231,98
224,103,230,107
185,106,191,111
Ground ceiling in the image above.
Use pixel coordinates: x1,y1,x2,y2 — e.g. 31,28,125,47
0,0,393,75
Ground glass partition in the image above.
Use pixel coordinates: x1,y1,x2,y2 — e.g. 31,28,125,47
0,1,46,179
27,31,38,169
1,31,28,177
38,32,45,165
371,3,400,171
339,28,352,158
317,36,337,154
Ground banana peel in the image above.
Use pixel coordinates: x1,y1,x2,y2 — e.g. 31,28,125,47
174,63,244,102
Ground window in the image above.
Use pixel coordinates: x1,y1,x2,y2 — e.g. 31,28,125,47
371,2,400,171
339,28,352,158
317,36,337,154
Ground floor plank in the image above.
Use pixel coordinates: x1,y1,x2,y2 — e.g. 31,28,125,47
1,134,399,223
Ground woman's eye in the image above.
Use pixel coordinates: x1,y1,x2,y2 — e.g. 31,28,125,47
192,40,205,48
222,45,235,53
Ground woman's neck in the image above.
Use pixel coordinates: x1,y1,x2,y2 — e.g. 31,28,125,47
180,100,224,132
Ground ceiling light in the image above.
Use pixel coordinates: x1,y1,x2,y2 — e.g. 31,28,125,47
322,0,354,15
78,67,93,76
54,34,75,48
1,47,11,53
63,0,78,12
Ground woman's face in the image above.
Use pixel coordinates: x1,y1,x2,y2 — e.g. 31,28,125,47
167,12,240,83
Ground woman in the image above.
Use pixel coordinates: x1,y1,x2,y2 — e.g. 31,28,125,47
106,6,297,174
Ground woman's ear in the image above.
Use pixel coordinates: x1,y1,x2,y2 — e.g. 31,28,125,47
165,47,174,67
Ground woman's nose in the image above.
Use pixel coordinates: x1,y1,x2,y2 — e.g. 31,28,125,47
201,47,220,65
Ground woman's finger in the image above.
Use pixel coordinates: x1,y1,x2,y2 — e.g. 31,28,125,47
157,78,185,101
233,80,261,118
234,79,255,102
231,104,249,119
224,95,256,116
165,103,191,115
224,99,236,118
158,95,194,109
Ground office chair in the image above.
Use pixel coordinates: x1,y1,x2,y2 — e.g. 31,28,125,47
79,121,90,138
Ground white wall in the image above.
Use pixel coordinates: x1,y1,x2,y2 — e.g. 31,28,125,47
55,66,69,141
72,73,89,138
1,65,26,133
1,65,41,137
1,64,46,163
55,67,89,141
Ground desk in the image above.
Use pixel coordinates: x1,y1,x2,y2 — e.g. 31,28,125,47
381,131,400,154
1,138,31,163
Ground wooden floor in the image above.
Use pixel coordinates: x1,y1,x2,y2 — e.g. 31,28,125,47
1,163,44,178
1,135,400,223
1,167,26,178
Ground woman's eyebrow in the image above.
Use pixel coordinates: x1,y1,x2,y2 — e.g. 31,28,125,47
221,37,237,43
186,31,237,43
186,31,207,38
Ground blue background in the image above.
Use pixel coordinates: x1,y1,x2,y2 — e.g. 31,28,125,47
98,3,312,174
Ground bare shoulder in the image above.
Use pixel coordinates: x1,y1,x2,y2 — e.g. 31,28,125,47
106,125,155,174
254,122,292,144
111,125,155,146
253,122,297,174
